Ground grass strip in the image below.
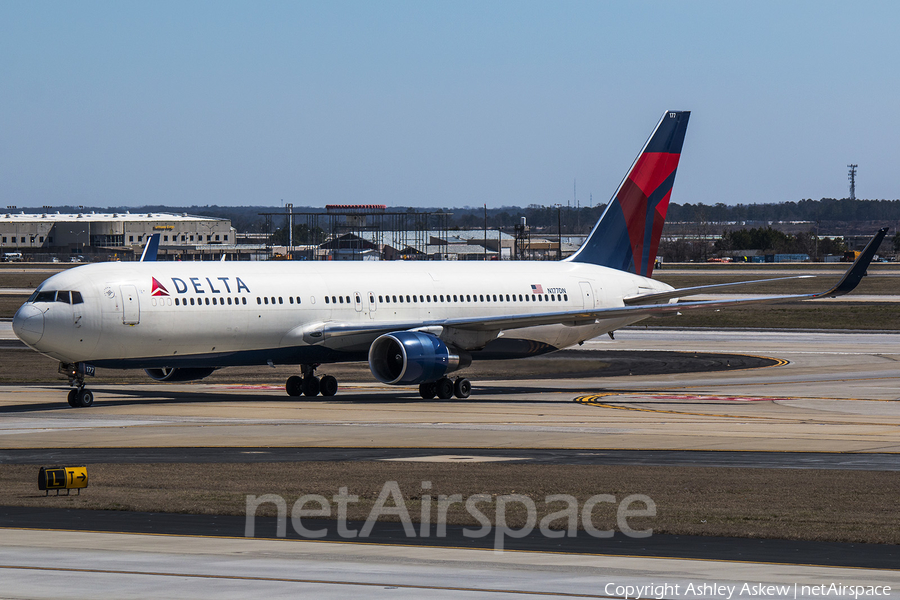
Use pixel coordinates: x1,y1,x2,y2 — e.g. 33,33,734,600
1,462,896,545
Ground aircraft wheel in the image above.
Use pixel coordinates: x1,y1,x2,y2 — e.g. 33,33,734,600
302,376,320,397
76,388,94,408
67,389,79,408
435,377,454,400
419,382,437,400
454,378,471,399
286,375,303,397
320,375,338,397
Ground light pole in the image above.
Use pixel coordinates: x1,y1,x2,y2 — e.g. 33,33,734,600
555,204,562,261
286,202,293,259
200,219,219,260
483,204,488,261
68,227,86,258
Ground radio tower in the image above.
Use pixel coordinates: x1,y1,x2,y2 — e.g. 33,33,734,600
848,164,858,200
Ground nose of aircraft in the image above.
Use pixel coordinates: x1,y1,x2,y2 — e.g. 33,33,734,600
12,304,44,346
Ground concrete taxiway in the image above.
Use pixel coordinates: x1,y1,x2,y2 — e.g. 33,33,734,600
1,529,897,600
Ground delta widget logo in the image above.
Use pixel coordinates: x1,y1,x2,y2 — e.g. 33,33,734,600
151,277,170,297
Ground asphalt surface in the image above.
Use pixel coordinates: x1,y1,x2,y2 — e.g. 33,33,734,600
2,447,898,470
0,342,780,380
2,506,896,569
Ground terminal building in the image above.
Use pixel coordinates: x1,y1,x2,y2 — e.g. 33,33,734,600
0,211,239,260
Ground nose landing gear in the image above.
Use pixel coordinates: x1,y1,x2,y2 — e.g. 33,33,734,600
67,387,94,408
60,362,95,408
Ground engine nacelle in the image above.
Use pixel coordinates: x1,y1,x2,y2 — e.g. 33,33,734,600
144,367,217,382
368,331,470,385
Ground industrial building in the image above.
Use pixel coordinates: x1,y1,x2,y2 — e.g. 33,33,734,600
0,211,239,261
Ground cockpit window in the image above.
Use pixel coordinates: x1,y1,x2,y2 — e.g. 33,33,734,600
30,290,83,304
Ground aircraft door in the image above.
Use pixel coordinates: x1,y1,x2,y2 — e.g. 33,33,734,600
120,285,140,325
579,281,596,310
367,291,377,319
354,292,363,313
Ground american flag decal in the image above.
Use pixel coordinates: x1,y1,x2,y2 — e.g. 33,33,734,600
151,277,170,297
531,284,543,294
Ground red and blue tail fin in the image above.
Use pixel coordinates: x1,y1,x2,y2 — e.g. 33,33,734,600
568,110,690,277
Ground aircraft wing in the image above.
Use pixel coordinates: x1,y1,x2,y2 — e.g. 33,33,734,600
625,227,888,306
621,275,814,306
320,228,887,339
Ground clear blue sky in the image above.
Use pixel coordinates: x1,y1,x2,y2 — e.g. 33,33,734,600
2,1,898,209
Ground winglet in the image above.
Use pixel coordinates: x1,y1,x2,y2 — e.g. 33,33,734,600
140,233,161,262
817,228,889,297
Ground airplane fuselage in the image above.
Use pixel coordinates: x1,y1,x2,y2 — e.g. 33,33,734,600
15,260,672,370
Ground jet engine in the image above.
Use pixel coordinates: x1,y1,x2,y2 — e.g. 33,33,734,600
368,331,470,385
144,367,217,382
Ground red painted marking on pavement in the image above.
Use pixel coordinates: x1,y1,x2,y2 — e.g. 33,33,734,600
646,394,789,402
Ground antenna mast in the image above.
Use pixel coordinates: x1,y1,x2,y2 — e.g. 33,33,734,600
847,164,858,200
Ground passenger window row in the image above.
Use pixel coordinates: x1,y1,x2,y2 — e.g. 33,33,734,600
375,293,568,304
255,296,302,305
175,297,248,306
249,292,568,306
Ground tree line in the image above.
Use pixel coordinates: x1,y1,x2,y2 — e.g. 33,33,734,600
667,198,900,224
714,227,847,255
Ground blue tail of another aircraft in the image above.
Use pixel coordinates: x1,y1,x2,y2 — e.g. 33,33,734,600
568,110,690,277
140,233,161,262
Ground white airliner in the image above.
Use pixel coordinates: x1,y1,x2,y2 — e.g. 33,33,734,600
12,111,887,407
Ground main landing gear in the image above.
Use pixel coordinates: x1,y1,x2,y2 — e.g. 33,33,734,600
60,362,94,408
419,376,471,400
286,364,338,398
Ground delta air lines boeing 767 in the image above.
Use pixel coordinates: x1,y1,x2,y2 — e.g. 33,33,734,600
12,111,888,407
